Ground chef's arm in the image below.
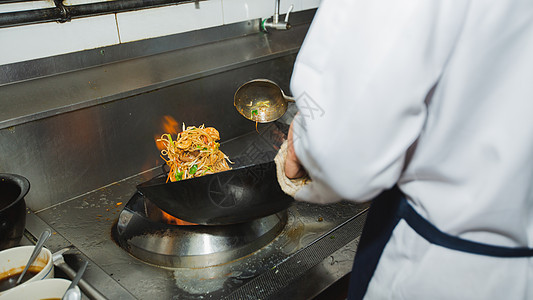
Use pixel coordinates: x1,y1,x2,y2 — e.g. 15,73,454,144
288,0,470,204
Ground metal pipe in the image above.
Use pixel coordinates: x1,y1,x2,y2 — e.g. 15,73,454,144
0,0,198,29
273,0,280,24
261,0,293,32
0,0,36,3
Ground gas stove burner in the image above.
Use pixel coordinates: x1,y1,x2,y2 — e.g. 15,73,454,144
112,192,287,268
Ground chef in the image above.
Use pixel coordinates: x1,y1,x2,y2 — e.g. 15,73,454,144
277,0,533,299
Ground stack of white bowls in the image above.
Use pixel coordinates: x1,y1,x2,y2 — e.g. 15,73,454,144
0,245,79,300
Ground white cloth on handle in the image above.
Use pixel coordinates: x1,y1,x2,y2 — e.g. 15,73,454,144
274,140,309,198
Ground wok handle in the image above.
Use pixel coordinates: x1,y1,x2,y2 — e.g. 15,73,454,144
161,163,169,176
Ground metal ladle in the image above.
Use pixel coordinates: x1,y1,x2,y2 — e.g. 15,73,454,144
16,228,52,285
234,79,294,123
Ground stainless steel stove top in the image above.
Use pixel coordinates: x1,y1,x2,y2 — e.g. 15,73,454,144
18,126,369,299
23,168,368,299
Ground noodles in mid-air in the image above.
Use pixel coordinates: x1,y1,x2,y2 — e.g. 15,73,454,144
157,124,232,182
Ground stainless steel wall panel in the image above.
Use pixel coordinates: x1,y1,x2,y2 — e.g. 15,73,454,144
0,23,307,130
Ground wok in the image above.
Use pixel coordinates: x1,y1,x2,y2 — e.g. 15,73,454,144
137,161,294,225
0,173,30,250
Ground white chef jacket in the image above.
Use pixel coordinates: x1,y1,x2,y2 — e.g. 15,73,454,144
290,0,533,299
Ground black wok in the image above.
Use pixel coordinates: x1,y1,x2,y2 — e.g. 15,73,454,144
0,173,30,250
137,161,294,225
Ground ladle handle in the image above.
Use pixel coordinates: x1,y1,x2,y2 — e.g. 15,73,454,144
285,95,295,102
16,228,52,285
61,260,88,300
63,260,88,297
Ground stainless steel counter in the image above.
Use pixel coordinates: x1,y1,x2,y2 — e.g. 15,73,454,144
24,168,368,299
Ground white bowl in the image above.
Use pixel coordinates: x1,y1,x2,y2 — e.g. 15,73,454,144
0,246,54,294
0,278,79,300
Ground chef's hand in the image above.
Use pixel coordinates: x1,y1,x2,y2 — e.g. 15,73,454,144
285,121,307,179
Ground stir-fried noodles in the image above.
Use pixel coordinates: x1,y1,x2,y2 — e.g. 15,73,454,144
157,124,232,182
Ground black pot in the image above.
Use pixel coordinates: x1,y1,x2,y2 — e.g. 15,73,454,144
0,173,30,250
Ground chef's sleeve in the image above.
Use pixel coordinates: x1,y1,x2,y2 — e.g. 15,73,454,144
290,0,471,204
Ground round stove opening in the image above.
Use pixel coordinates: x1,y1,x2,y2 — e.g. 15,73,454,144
111,191,287,268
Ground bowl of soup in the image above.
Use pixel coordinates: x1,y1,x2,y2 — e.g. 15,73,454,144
0,246,53,294
0,278,77,300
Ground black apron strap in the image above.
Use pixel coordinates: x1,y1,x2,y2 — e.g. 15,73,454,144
348,186,533,300
347,187,403,300
398,196,533,258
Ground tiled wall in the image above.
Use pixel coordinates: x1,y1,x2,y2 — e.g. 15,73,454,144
0,0,320,66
